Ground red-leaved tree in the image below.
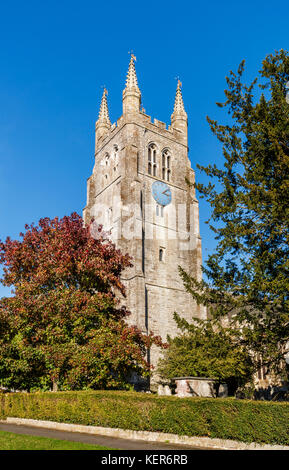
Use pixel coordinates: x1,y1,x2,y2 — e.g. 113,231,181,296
0,213,163,391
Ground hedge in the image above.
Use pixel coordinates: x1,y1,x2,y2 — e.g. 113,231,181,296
0,390,289,446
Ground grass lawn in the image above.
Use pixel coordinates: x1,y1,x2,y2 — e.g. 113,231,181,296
0,431,116,450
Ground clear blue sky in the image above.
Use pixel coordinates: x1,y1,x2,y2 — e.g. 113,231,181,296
0,0,288,297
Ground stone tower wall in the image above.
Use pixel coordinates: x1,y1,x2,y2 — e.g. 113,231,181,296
83,59,206,380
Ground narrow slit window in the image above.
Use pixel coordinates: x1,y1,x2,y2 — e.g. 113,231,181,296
156,204,164,217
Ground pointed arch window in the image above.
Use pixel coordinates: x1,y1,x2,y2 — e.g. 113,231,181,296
148,144,157,176
162,149,171,181
113,145,119,161
104,152,110,167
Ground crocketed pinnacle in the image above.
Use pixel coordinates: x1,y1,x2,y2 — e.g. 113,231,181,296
125,54,140,92
98,88,111,125
173,79,186,115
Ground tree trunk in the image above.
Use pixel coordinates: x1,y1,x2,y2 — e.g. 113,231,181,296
52,380,58,392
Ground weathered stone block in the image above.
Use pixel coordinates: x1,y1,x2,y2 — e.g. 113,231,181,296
174,377,228,398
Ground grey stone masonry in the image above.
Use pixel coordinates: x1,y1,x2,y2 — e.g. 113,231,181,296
83,56,206,380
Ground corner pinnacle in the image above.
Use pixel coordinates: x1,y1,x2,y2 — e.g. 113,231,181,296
125,54,140,92
98,87,111,125
173,79,186,115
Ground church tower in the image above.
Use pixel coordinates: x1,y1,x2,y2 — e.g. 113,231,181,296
83,55,205,374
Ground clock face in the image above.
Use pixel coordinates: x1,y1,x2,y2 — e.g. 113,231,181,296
152,181,172,206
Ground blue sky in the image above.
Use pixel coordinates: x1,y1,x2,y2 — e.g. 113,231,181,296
0,0,288,297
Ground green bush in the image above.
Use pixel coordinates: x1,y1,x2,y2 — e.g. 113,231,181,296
158,315,253,388
1,391,289,446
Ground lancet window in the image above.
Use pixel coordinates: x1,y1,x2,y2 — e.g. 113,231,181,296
162,149,171,181
148,143,157,176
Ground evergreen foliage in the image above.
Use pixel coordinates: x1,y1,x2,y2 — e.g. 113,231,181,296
1,390,289,446
158,314,252,387
182,50,289,379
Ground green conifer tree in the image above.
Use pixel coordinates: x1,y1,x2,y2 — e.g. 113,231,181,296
182,50,289,380
158,313,253,392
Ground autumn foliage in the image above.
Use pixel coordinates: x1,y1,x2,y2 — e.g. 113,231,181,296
0,213,163,391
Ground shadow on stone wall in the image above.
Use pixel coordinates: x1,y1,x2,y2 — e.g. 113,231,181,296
236,382,289,401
